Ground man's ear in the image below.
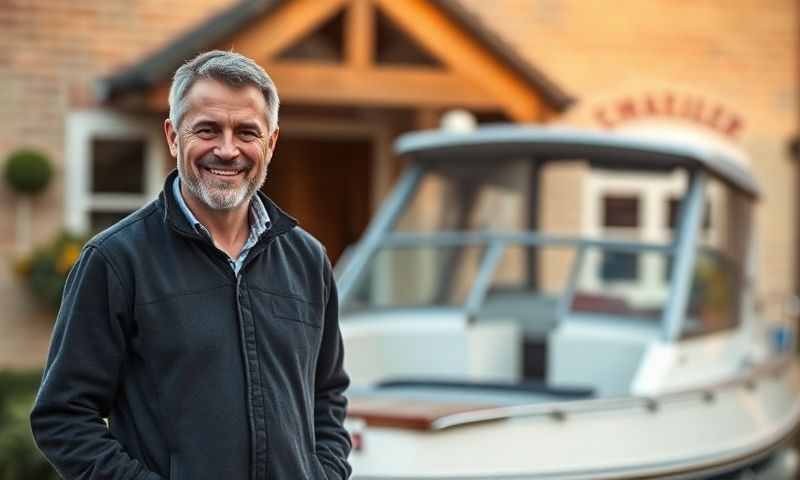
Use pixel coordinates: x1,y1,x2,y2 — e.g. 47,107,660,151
164,119,178,158
268,127,280,151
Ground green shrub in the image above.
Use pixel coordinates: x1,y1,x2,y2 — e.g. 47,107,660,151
15,232,85,312
3,149,53,196
0,370,57,480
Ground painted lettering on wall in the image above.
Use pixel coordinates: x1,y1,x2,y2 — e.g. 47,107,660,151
593,92,744,138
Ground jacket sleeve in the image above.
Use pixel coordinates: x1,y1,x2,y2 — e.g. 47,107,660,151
30,245,163,480
314,257,352,480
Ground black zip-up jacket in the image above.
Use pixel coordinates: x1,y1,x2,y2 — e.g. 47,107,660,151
30,171,351,480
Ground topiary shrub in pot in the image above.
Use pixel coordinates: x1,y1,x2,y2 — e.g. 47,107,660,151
4,149,53,196
4,148,54,258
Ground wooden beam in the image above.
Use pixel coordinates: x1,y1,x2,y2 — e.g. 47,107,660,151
267,62,501,110
144,0,347,111
346,0,375,68
139,0,547,121
145,63,501,112
222,0,347,61
375,0,543,122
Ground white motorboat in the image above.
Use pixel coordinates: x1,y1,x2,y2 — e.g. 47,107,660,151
335,125,800,479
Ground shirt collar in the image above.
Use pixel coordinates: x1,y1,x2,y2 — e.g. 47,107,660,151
172,176,271,240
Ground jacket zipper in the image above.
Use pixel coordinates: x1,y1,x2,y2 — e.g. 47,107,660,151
234,273,262,480
168,208,291,480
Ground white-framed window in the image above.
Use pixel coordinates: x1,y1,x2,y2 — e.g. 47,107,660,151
581,170,714,307
600,194,641,282
65,110,165,234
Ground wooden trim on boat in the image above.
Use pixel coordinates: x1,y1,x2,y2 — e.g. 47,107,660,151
347,397,492,430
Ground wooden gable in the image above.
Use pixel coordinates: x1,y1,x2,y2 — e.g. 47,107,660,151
123,0,572,122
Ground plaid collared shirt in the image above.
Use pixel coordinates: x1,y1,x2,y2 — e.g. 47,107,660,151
173,176,271,275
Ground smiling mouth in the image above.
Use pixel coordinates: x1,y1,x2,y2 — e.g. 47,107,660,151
204,167,243,177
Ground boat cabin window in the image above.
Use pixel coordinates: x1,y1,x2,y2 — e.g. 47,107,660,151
567,168,690,323
348,245,486,309
681,177,752,337
344,160,688,320
571,247,674,322
347,160,592,313
342,155,753,338
479,245,577,334
393,161,533,233
666,197,712,232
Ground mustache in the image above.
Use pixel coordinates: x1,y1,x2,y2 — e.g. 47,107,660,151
196,153,253,171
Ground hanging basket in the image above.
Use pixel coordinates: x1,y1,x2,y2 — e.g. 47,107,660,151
14,232,85,312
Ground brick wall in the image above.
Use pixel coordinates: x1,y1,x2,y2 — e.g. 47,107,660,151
0,0,236,244
0,0,236,367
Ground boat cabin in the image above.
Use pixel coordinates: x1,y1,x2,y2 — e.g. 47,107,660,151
337,125,759,404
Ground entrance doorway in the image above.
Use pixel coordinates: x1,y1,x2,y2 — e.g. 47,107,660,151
263,136,373,264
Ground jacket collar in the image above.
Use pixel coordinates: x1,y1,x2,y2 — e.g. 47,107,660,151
160,169,298,242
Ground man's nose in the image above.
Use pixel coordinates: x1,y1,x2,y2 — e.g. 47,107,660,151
214,130,240,161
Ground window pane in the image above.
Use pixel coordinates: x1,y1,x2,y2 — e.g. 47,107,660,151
347,245,485,310
603,196,639,228
572,246,672,321
683,250,741,336
600,251,638,281
92,138,145,193
667,198,711,230
480,245,577,331
488,244,576,294
681,178,751,337
394,163,531,233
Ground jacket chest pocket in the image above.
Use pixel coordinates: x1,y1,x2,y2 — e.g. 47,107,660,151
272,294,322,329
250,291,324,370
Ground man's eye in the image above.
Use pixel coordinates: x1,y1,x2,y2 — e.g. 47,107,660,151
195,128,215,138
239,131,258,140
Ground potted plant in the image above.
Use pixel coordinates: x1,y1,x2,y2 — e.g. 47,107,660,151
3,149,53,254
14,232,84,312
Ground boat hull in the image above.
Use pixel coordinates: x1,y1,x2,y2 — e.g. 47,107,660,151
348,356,800,479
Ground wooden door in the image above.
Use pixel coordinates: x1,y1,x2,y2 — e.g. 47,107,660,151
263,136,373,264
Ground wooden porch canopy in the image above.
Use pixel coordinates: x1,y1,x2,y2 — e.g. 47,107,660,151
99,0,574,122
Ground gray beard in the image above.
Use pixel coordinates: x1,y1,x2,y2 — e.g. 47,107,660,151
177,161,265,211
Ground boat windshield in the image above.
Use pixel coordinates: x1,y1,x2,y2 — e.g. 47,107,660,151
345,239,675,322
342,159,690,324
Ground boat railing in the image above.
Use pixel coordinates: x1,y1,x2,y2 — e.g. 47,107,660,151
429,354,794,430
354,230,673,324
381,231,672,253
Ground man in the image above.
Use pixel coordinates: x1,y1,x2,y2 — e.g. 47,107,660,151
30,50,351,480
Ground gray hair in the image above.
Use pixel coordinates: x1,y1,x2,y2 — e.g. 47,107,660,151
168,50,280,133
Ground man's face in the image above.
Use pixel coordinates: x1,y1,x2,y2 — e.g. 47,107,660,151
164,78,278,212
